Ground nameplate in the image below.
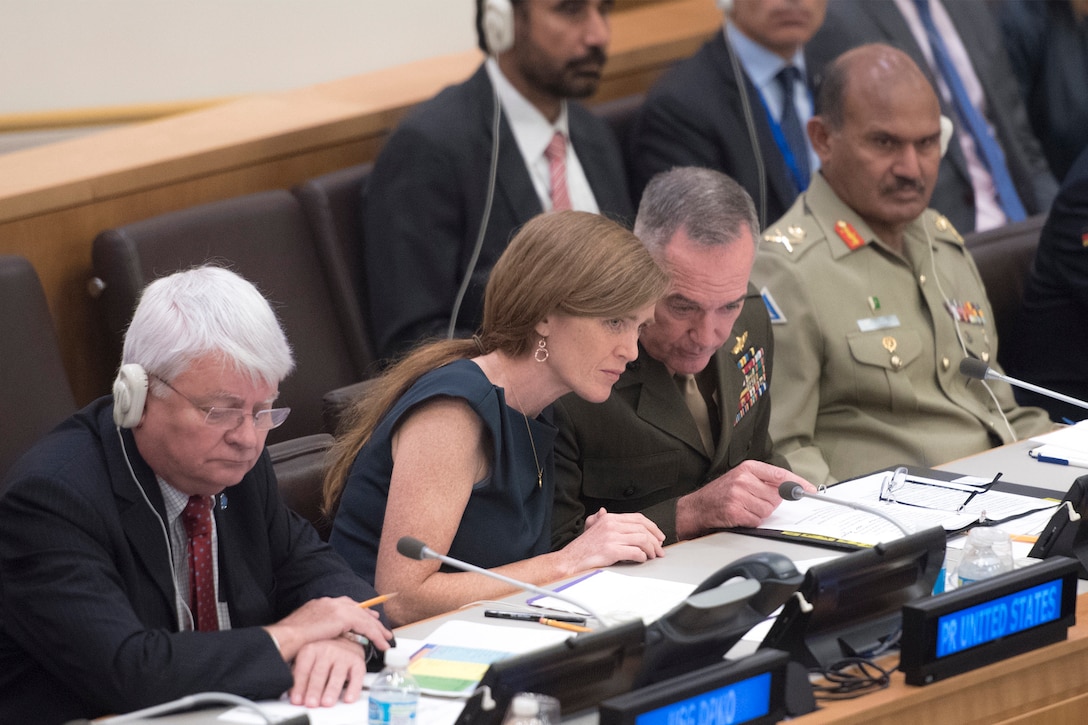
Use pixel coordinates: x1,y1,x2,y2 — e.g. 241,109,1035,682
598,649,790,725
900,557,1079,685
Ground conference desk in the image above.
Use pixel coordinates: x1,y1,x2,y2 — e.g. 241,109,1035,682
113,442,1088,724
938,438,1082,496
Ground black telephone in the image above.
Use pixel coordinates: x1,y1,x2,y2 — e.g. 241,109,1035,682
635,551,803,687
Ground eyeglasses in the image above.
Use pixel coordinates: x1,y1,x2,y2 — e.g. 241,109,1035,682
154,376,290,431
879,467,1001,513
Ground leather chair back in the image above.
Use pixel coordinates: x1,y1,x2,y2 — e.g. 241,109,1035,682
92,190,370,443
0,256,77,479
964,214,1046,369
269,433,335,541
293,163,377,374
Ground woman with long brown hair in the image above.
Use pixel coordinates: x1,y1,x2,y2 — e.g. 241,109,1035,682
324,211,670,626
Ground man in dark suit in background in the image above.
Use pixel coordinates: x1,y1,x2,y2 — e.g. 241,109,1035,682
805,0,1057,233
553,167,812,547
0,267,393,724
364,0,632,359
1008,146,1088,422
628,0,827,229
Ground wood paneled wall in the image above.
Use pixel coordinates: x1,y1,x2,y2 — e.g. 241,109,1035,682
0,0,720,404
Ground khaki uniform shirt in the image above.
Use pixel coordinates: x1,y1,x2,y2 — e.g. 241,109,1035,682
751,174,1052,485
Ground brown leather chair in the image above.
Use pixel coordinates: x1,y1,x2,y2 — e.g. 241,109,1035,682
964,214,1047,369
268,433,335,540
292,163,378,377
91,190,372,444
0,256,77,479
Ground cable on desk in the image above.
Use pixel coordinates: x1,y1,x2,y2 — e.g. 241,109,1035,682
809,657,894,700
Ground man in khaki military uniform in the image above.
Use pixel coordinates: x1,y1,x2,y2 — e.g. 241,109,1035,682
751,43,1052,486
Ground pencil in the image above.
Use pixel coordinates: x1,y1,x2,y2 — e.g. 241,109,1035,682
539,618,593,633
358,593,396,609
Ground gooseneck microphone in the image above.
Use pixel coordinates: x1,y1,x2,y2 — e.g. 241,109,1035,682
396,536,609,625
959,357,1088,412
778,482,913,537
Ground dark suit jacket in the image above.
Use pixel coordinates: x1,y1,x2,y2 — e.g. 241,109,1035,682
0,398,378,724
552,287,780,545
628,31,804,229
805,0,1057,233
1008,147,1088,422
364,64,633,359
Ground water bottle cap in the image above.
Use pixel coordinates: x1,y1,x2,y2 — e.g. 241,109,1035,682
511,695,540,717
966,528,1010,546
384,647,410,668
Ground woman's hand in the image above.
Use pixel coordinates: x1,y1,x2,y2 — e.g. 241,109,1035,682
558,508,666,574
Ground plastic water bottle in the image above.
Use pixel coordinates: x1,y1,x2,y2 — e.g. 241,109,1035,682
956,528,1014,587
502,694,549,725
368,648,420,725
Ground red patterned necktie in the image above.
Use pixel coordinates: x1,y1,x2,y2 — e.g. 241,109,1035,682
545,131,572,211
181,495,219,631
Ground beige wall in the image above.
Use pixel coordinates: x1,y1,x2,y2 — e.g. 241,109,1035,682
1,0,477,115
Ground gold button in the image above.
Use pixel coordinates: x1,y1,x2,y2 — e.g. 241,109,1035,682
890,354,902,369
919,274,927,285
942,357,950,370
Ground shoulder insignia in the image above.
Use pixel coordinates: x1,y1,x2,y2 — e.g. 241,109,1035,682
762,227,795,253
1081,230,1088,248
834,220,865,251
933,213,964,243
731,330,749,356
760,286,787,324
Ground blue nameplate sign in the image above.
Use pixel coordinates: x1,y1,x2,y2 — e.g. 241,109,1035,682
901,556,1078,685
598,650,790,725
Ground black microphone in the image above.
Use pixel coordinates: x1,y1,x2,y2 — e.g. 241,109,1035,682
778,482,912,537
396,536,609,624
959,357,1088,411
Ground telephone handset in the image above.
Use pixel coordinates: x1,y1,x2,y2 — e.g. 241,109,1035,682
636,551,803,686
689,551,802,615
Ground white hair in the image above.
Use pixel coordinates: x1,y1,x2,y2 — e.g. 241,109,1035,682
121,266,295,392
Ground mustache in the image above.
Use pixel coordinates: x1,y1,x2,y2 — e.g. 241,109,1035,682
567,46,607,70
882,176,926,195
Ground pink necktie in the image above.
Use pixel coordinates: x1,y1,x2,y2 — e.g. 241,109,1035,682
545,131,572,211
181,495,219,631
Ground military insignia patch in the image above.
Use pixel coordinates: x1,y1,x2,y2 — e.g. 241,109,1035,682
734,346,768,425
834,220,865,250
760,286,787,324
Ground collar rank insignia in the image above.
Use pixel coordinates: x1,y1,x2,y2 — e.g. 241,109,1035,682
834,220,865,251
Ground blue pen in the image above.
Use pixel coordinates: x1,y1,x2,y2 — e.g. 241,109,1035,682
1033,452,1088,468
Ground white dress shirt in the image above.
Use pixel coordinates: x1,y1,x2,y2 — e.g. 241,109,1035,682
485,58,599,213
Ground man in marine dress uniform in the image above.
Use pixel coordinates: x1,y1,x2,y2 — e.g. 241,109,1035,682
553,167,812,546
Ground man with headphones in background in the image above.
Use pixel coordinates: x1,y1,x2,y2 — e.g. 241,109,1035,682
628,0,827,230
0,266,393,724
750,44,1052,486
364,0,632,360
